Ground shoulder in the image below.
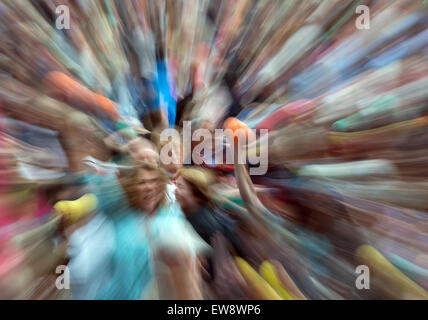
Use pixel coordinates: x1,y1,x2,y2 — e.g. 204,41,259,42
157,201,184,218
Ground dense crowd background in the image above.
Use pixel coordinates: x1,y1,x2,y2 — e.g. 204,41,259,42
0,0,427,300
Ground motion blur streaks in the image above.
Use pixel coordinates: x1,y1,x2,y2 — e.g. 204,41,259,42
0,0,428,300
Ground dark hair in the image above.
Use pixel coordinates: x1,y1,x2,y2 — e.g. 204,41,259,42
188,181,210,204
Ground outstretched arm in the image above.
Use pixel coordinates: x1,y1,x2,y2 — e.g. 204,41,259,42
224,118,300,248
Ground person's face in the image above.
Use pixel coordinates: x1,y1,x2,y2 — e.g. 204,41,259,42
135,169,165,214
134,148,159,166
128,139,159,166
175,176,200,215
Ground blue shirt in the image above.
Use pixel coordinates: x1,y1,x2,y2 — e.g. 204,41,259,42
67,173,152,300
71,173,208,300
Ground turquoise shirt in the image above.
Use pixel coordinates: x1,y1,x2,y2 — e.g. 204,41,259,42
83,173,152,300
80,173,208,300
98,210,152,300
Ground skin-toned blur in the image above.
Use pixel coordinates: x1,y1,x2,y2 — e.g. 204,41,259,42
0,0,427,301
134,168,166,215
175,176,200,216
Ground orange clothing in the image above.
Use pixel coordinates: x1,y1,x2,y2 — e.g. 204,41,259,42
43,71,120,120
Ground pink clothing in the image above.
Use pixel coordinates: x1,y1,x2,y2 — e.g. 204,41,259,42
0,192,52,230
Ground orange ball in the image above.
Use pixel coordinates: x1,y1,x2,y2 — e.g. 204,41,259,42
223,117,255,140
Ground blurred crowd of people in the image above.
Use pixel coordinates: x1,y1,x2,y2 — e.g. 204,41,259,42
0,0,427,300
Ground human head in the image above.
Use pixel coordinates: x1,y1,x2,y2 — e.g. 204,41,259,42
120,162,169,215
175,167,213,215
126,138,159,166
